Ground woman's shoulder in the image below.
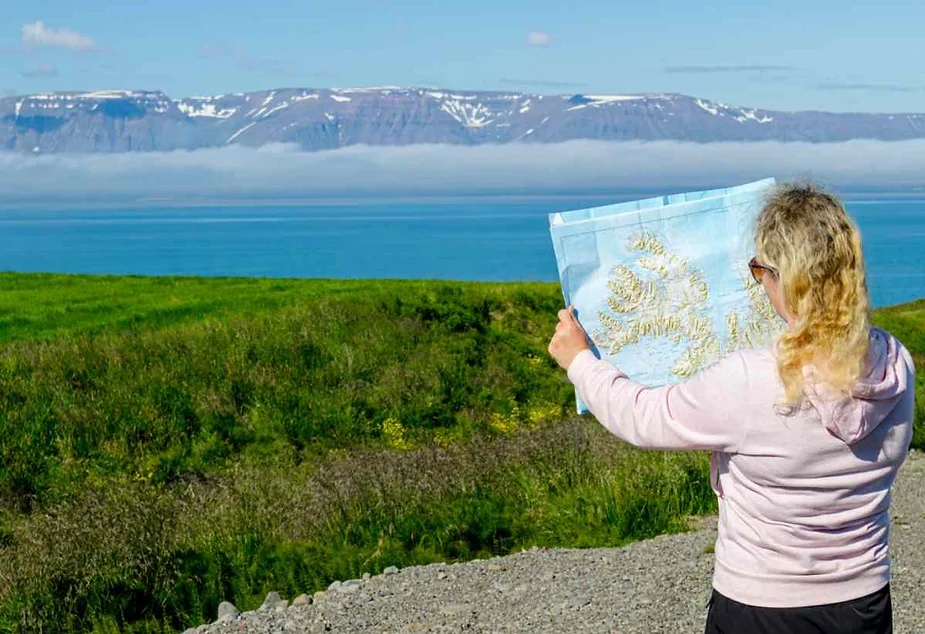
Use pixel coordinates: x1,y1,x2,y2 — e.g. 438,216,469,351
869,326,916,374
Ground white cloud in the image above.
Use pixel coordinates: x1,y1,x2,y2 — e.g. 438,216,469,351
2,140,925,204
527,31,552,47
21,21,97,52
21,64,59,78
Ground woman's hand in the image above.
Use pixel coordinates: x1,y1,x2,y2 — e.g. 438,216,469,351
548,305,591,371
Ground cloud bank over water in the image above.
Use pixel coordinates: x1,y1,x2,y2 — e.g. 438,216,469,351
3,140,925,204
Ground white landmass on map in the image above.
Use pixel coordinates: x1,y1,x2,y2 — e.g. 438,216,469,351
593,231,782,379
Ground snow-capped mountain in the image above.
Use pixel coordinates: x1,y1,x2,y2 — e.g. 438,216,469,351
3,87,925,154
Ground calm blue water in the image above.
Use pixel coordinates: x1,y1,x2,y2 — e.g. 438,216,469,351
0,196,922,307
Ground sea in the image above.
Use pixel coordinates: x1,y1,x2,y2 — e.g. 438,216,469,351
0,195,922,308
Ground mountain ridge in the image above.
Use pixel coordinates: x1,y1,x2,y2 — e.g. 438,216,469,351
4,87,925,154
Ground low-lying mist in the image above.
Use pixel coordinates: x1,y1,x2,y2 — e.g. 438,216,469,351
3,139,925,204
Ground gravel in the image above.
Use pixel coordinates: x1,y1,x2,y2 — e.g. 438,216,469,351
187,449,925,633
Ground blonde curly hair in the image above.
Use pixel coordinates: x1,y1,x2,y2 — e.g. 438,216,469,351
755,182,870,405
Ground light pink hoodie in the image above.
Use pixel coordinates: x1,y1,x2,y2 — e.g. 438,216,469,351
566,327,916,607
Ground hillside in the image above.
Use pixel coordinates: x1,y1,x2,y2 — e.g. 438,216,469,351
4,88,925,154
0,274,920,633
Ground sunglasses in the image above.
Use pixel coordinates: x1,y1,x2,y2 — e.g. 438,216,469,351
748,257,777,285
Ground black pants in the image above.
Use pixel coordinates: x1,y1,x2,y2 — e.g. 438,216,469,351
704,584,892,634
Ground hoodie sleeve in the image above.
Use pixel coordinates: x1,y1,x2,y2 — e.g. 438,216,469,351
566,348,751,452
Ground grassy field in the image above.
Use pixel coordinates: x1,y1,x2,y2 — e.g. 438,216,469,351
0,274,463,344
0,273,921,633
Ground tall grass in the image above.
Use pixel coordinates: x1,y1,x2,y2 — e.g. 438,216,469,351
870,299,925,448
0,282,567,509
0,420,714,633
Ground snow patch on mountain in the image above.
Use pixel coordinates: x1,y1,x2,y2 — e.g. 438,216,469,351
735,109,773,124
79,90,148,100
335,86,403,94
566,94,655,111
586,95,646,103
439,99,494,128
694,99,719,115
178,102,237,119
227,122,257,144
260,103,289,119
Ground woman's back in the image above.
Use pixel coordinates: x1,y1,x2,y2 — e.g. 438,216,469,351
712,326,915,607
563,324,915,607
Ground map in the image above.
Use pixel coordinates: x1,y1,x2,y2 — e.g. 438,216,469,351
548,178,783,414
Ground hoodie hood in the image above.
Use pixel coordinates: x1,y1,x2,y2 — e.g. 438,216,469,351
806,327,913,445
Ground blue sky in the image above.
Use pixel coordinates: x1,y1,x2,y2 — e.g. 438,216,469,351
4,1,925,113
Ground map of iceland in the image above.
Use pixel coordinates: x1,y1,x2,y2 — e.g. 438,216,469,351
548,179,782,414
594,231,779,378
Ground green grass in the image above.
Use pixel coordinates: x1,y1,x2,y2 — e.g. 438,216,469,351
0,273,495,344
0,421,715,633
0,276,569,510
0,273,921,633
869,299,925,448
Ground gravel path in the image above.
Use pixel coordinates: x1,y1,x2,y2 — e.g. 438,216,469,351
189,449,925,634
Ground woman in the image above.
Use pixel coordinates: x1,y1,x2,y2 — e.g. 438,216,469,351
547,183,915,634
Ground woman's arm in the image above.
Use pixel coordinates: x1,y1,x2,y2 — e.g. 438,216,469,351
566,348,751,452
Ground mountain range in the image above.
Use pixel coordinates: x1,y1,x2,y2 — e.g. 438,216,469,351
3,87,925,154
